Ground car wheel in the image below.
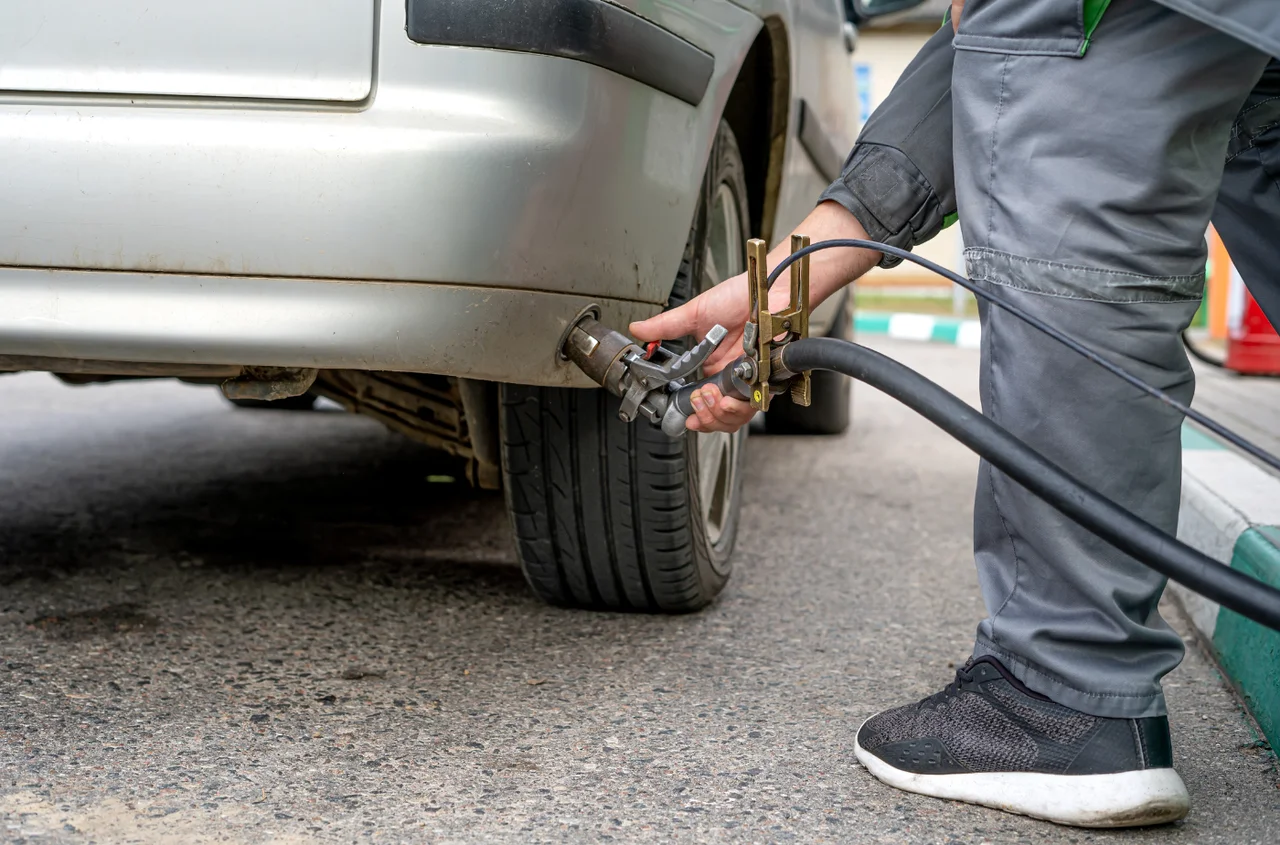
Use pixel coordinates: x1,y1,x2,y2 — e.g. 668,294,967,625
763,290,853,435
500,122,749,612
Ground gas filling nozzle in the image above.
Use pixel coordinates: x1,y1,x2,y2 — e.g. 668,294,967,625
560,236,813,437
561,315,747,436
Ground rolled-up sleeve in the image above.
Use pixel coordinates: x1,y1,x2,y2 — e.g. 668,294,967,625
819,25,957,268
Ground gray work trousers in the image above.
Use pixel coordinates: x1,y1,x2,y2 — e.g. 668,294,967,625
823,0,1278,718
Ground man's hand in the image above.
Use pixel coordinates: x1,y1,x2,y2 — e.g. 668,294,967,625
629,201,882,434
630,268,753,378
630,270,759,433
951,0,964,33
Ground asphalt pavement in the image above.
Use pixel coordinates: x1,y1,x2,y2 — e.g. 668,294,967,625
1,339,1276,844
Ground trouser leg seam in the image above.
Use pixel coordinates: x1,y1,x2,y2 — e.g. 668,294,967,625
978,60,1023,645
984,304,1023,640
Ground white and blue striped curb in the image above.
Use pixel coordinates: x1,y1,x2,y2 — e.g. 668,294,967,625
855,312,982,348
1176,425,1280,747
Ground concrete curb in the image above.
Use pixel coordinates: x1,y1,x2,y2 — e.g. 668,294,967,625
1175,425,1280,748
855,312,982,348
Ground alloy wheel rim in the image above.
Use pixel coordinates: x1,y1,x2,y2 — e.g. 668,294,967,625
696,181,746,550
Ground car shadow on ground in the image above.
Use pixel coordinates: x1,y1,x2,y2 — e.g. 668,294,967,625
0,401,716,668
0,406,522,587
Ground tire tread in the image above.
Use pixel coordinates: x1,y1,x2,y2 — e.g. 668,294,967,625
500,121,748,613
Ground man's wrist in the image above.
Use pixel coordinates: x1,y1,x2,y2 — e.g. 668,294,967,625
761,202,879,309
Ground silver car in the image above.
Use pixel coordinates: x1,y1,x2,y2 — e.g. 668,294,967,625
0,0,920,611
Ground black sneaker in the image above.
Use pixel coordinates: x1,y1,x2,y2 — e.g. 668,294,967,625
854,657,1189,828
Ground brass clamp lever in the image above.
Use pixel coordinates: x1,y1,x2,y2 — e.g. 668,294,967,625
743,234,812,412
561,236,814,435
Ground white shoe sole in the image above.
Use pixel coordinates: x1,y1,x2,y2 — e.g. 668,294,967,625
854,729,1190,828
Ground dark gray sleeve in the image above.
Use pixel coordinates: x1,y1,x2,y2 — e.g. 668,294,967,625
819,25,957,268
1211,59,1280,326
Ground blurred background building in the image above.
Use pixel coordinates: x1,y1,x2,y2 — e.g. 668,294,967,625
849,2,968,313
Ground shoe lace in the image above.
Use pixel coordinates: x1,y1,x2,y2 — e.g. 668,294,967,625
919,660,973,711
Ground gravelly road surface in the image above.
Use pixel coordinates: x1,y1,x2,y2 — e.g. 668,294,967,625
1,339,1276,844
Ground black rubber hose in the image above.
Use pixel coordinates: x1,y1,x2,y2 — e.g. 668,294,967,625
780,337,1280,632
1181,330,1227,369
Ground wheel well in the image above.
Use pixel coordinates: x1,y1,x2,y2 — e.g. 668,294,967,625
721,18,789,248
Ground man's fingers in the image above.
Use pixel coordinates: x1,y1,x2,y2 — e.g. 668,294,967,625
688,388,722,432
630,301,695,342
631,311,743,378
709,394,755,428
687,386,754,433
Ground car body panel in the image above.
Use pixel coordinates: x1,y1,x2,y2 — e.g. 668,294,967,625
0,1,758,303
0,0,860,384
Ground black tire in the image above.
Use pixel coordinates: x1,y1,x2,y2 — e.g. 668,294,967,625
764,291,853,435
226,393,318,411
500,122,750,612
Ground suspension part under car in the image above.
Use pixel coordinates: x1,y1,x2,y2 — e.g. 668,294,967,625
561,236,1280,633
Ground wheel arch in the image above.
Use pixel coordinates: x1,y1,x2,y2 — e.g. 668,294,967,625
720,16,791,249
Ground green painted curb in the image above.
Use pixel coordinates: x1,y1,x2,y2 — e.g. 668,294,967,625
931,321,961,344
1179,421,1280,748
1213,526,1280,748
854,312,982,347
1180,425,1225,451
855,313,891,335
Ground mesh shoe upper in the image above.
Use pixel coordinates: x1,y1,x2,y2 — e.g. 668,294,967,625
856,657,1174,776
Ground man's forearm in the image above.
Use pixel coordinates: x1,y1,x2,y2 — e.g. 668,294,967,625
762,201,880,313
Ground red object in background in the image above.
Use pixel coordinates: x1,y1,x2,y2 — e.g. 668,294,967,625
1225,289,1280,376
